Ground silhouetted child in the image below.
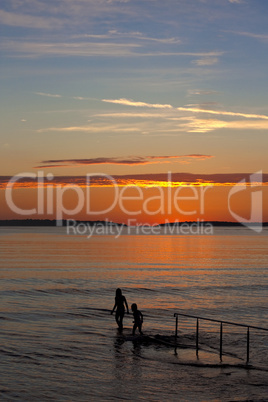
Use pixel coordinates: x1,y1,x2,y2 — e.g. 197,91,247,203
111,288,129,330
131,303,143,335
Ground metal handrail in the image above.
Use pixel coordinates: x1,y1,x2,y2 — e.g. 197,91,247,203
174,312,268,363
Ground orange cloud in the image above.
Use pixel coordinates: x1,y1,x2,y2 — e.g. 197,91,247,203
177,107,268,120
102,98,173,109
101,98,268,120
1,172,267,190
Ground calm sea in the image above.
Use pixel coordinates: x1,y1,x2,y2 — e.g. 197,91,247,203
0,226,268,401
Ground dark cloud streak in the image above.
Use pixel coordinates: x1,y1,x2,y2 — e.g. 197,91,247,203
35,155,214,168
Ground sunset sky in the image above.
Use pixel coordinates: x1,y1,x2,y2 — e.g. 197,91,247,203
1,0,268,223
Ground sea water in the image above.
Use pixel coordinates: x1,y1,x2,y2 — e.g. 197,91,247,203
0,226,268,401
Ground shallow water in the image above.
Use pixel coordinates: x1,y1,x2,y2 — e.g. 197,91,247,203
0,226,268,401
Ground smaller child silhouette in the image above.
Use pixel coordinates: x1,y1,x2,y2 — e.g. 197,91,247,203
131,303,143,335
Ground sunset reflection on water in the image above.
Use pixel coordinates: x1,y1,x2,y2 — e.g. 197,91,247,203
1,227,268,400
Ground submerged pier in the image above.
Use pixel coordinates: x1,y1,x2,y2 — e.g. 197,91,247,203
174,312,268,364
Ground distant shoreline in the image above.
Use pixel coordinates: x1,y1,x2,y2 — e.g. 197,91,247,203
0,219,267,227
0,219,126,227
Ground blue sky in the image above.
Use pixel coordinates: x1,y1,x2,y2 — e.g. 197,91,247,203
1,0,268,177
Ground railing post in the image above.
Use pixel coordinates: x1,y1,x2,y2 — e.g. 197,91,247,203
196,318,199,356
246,327,250,364
220,322,223,361
175,314,178,341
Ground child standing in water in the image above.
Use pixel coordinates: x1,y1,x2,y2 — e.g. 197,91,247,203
111,288,129,330
131,303,143,335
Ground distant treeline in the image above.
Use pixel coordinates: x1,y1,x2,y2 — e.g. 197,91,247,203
0,219,126,227
0,219,267,227
157,221,268,227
